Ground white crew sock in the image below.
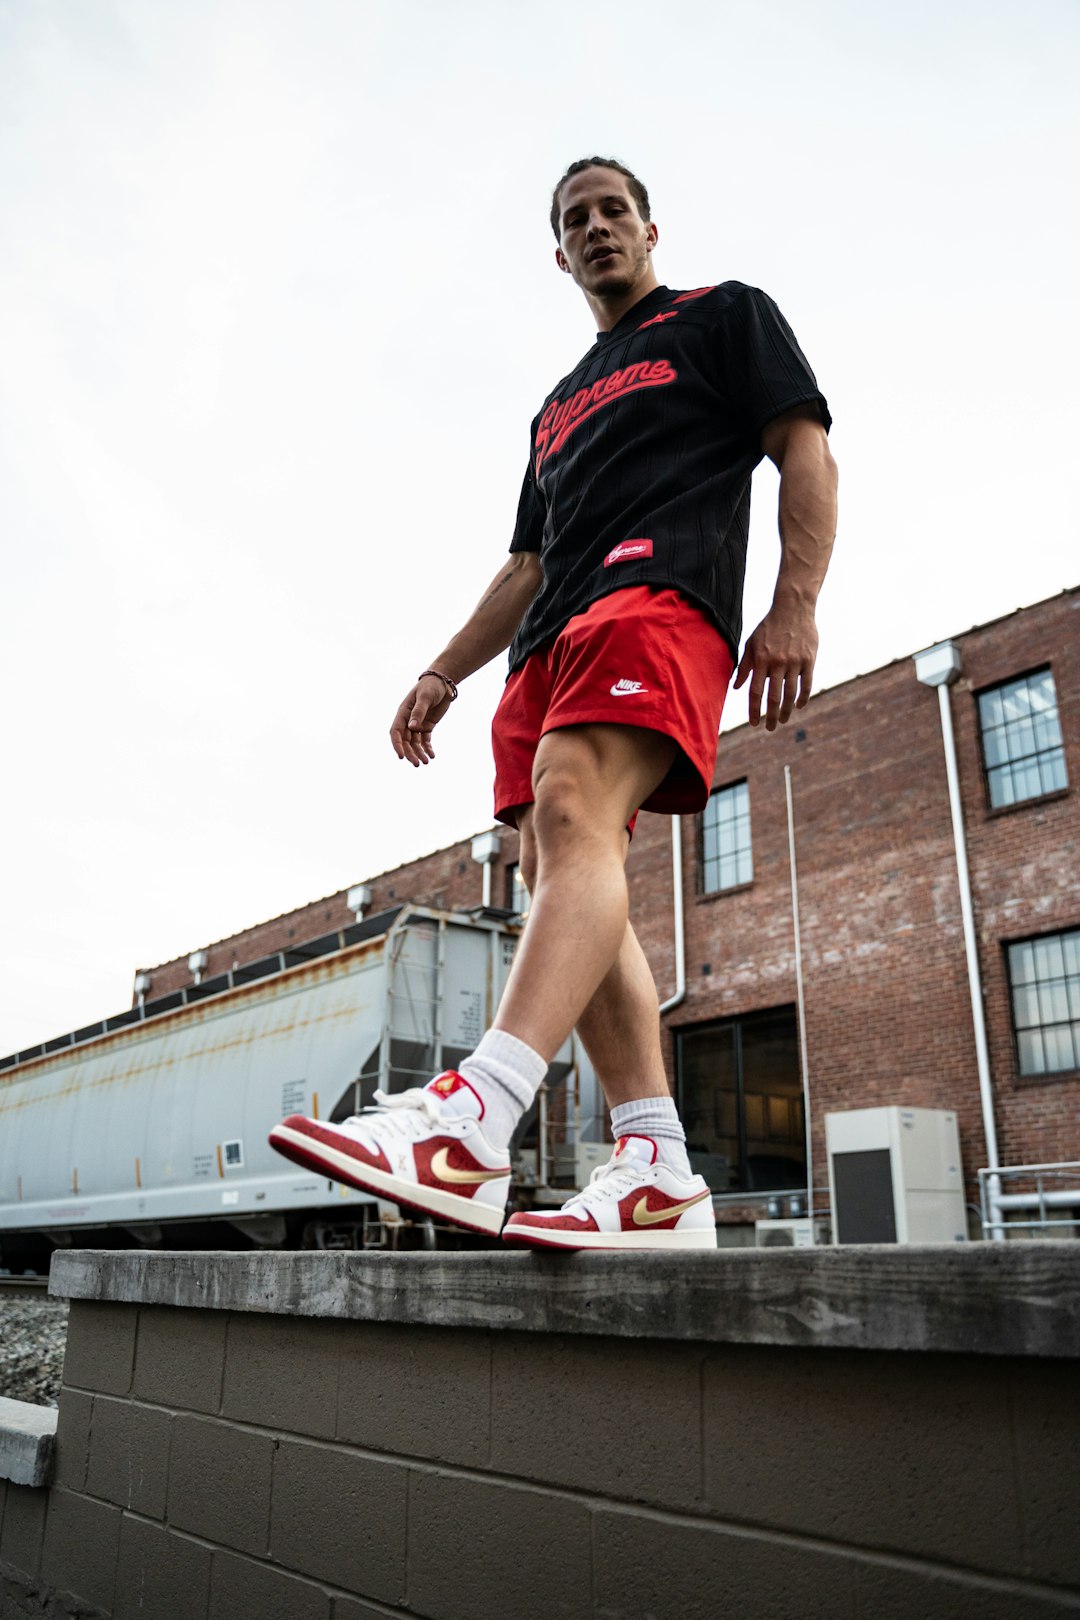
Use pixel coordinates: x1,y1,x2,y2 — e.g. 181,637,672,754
457,1029,548,1150
610,1096,693,1180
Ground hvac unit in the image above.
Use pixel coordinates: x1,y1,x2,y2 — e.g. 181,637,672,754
754,1217,830,1248
825,1106,966,1245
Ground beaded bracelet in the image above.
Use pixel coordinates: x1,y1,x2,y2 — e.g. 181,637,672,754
417,669,459,702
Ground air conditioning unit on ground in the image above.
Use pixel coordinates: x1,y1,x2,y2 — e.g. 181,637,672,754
826,1105,966,1244
754,1217,830,1248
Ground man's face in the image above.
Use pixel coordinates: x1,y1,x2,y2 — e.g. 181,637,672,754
554,167,657,298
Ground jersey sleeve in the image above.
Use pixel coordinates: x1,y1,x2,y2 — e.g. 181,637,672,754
508,461,545,554
717,286,832,441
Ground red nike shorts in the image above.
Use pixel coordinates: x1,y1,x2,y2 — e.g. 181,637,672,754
492,586,736,828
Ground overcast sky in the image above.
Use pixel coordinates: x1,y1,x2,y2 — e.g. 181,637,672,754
1,0,1077,1054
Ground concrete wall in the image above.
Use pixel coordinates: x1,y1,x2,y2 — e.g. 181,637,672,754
2,1247,1079,1619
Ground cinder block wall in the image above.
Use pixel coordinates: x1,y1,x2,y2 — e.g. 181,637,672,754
4,1274,1080,1620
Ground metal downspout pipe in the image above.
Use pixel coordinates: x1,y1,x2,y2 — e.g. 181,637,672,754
659,816,686,1015
471,831,501,909
785,765,814,1234
913,640,1004,1239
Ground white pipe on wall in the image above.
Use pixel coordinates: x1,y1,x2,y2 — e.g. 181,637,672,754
914,641,1003,1239
659,816,686,1015
785,765,814,1232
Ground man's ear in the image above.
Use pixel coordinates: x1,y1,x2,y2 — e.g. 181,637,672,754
645,223,659,254
555,247,571,274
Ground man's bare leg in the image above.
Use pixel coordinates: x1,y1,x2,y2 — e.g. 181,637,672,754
493,723,676,1058
497,735,711,1248
573,924,673,1106
515,805,669,1107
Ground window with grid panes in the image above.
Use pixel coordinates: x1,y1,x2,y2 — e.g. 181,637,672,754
1007,929,1080,1077
978,669,1067,809
701,781,752,893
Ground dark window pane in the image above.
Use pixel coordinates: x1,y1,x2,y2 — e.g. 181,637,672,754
679,1008,805,1196
679,1022,739,1189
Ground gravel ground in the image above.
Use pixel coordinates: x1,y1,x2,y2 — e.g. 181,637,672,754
0,1295,69,1408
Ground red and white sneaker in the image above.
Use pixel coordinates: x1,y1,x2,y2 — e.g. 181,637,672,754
502,1135,716,1251
267,1071,511,1237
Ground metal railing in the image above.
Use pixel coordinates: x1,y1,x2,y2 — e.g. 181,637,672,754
978,1161,1080,1239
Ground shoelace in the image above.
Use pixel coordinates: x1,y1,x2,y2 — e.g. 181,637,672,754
345,1086,446,1140
563,1154,651,1216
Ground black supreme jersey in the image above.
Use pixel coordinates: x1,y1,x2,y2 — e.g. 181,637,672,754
506,281,830,672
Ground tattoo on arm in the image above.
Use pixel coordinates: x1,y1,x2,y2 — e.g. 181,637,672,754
479,570,516,610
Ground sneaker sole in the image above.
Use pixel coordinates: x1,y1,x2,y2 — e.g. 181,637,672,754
268,1122,508,1237
502,1222,718,1251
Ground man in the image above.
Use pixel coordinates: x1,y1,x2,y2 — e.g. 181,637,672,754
270,156,837,1250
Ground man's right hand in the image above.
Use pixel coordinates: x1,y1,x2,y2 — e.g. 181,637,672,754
388,551,542,770
390,676,454,767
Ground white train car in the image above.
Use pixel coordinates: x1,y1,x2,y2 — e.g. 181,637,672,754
0,906,598,1267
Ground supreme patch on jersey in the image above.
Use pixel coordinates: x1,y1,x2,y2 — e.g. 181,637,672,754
604,539,654,567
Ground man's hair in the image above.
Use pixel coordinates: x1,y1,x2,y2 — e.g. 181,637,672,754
549,157,651,241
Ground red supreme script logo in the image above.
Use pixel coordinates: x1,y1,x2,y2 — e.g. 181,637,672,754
604,539,654,567
535,360,677,471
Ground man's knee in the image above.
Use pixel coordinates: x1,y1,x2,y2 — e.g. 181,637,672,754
531,767,595,851
531,725,676,845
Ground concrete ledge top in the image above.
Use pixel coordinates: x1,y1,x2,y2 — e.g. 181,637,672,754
0,1395,57,1487
50,1243,1080,1358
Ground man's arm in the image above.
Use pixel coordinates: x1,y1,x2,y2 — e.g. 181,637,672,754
390,551,543,767
733,406,838,731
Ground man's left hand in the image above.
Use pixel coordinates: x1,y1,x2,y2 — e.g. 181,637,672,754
733,599,819,731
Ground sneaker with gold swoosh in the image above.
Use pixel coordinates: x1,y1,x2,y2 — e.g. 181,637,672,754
268,1071,511,1236
502,1135,716,1250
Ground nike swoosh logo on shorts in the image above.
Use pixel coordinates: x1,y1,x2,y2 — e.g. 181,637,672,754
611,679,648,696
631,1190,711,1226
430,1147,508,1185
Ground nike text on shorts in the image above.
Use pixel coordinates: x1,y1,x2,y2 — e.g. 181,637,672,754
502,1134,717,1251
267,1071,511,1237
492,586,734,827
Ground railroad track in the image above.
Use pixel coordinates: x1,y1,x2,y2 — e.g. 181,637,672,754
0,1274,50,1298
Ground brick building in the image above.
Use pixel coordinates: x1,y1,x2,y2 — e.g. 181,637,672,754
137,587,1080,1231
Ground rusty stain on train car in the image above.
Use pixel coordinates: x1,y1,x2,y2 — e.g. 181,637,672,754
0,932,389,1094
0,933,389,1118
